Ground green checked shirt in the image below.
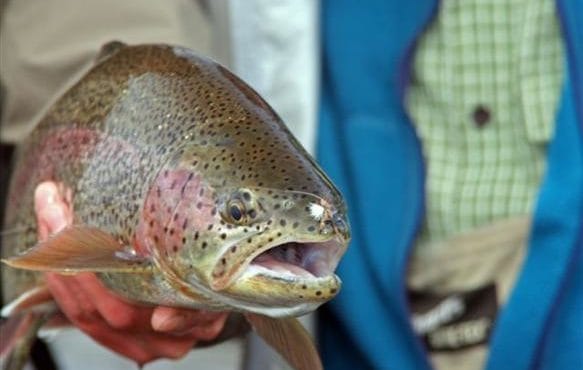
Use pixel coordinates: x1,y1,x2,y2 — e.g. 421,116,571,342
406,2,565,368
407,0,564,248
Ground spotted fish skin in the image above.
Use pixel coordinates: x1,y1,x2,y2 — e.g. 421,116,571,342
2,44,350,318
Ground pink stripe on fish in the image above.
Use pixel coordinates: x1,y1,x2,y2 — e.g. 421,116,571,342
136,168,216,256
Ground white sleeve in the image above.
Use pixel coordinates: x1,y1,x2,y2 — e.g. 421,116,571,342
227,0,320,154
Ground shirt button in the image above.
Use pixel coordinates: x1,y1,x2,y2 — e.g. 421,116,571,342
472,105,491,128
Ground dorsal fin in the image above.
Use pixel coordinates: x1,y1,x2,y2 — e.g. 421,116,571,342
95,40,127,64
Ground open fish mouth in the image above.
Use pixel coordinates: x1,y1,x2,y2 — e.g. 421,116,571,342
246,239,345,281
209,235,348,316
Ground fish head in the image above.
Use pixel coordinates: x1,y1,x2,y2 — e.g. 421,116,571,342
148,141,350,317
127,45,351,317
159,162,350,317
195,185,348,316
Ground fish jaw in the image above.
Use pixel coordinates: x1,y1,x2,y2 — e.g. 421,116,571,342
219,237,346,317
177,235,347,317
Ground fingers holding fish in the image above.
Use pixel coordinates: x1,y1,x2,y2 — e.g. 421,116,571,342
77,320,198,365
34,181,73,240
66,272,153,331
72,273,228,338
44,273,106,328
184,314,230,341
44,272,200,364
151,306,228,334
92,326,201,364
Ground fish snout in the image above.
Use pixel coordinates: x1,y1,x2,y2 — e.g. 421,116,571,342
332,212,350,240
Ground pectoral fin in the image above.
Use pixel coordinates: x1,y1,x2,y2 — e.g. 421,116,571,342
1,226,151,273
95,40,126,63
244,313,323,370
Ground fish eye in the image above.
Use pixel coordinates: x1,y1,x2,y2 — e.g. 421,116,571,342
222,199,247,224
230,204,243,221
220,189,257,225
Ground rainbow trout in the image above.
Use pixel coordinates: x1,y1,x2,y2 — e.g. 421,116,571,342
0,42,350,370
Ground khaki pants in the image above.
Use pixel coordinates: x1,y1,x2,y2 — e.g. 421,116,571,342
408,217,530,370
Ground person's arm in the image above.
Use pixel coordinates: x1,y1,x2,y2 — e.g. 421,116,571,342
35,182,228,365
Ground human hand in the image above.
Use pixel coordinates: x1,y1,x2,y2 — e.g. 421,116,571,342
35,182,229,365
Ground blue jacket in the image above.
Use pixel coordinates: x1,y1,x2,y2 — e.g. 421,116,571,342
317,1,583,369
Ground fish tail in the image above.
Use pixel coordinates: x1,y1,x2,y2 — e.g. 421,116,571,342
1,312,49,370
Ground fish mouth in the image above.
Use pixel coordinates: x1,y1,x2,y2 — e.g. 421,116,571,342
207,236,347,317
245,238,345,281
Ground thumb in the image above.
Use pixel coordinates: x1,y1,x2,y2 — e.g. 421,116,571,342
34,182,71,239
151,307,226,333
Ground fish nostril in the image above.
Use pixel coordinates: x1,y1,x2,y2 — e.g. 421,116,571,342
320,219,334,235
332,213,349,238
